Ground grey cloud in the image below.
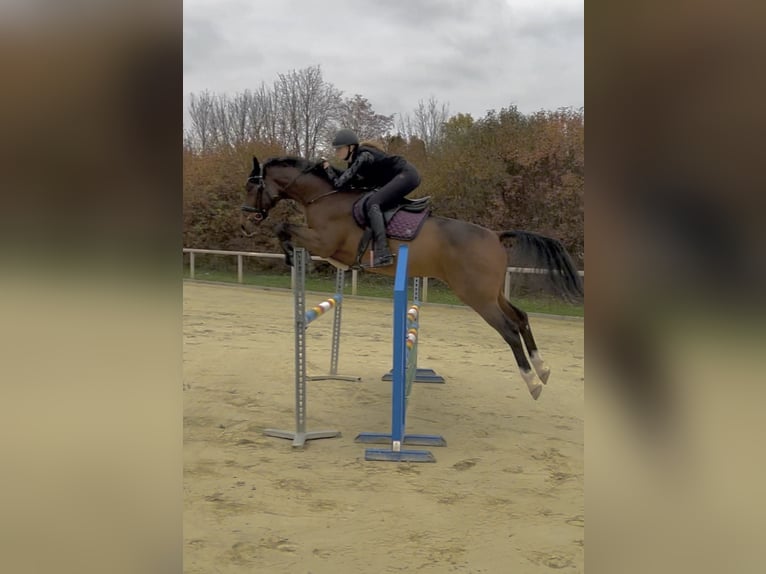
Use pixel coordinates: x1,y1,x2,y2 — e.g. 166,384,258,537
183,0,582,120
361,0,505,29
183,17,224,75
517,9,583,42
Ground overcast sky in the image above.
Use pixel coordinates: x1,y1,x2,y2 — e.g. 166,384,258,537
183,0,583,122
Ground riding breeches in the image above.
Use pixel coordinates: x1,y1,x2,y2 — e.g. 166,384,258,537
366,165,421,211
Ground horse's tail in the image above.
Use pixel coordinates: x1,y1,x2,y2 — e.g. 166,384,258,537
498,230,584,302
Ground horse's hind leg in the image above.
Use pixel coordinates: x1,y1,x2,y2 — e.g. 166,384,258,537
473,302,544,400
498,295,551,385
435,225,541,398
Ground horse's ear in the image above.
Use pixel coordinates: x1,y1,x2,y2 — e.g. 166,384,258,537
252,156,260,173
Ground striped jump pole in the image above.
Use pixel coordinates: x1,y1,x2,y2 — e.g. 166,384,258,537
355,244,446,462
264,248,359,448
306,263,361,383
380,276,445,384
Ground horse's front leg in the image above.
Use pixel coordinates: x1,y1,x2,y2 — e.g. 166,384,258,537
274,223,296,266
274,223,335,266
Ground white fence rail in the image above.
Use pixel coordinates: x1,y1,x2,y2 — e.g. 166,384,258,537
182,248,584,302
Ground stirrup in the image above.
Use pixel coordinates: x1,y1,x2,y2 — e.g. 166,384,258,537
363,249,395,268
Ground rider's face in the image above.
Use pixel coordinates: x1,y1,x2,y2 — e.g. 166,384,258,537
334,145,350,161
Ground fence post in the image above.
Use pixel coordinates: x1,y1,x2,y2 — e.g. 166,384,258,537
237,254,243,283
421,277,429,302
190,252,195,279
504,268,511,300
351,269,358,296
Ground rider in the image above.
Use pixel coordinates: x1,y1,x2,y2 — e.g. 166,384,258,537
322,128,421,267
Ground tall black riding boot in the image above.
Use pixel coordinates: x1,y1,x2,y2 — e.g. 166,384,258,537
367,204,394,267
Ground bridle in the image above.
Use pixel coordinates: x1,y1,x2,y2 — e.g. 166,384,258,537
240,162,340,220
240,174,268,221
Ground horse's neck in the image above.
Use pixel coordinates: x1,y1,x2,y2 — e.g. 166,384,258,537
288,177,334,204
303,189,357,228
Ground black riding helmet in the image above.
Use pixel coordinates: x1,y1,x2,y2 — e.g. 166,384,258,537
332,129,359,147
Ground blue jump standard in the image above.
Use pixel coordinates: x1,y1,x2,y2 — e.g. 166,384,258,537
355,244,446,462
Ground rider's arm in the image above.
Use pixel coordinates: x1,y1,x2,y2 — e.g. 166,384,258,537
331,151,374,189
323,164,344,180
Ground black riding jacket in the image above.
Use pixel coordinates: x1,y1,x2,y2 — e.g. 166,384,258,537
325,145,407,190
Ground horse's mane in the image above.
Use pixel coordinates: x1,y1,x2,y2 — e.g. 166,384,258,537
263,156,312,170
262,156,326,176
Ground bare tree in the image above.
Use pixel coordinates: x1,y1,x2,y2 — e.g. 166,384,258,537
247,83,279,145
228,90,252,147
396,96,450,151
187,90,216,152
182,130,195,152
394,113,412,140
273,71,300,154
299,66,343,158
187,91,239,151
272,66,341,157
186,66,343,156
338,94,394,141
210,93,232,149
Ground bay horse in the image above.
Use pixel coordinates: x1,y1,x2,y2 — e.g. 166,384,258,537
241,156,583,400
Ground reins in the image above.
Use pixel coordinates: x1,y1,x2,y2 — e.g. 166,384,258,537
278,162,341,205
305,189,341,205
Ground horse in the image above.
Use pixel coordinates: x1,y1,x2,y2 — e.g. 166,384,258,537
241,156,583,400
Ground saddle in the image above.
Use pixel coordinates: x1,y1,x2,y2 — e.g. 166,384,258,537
351,192,431,269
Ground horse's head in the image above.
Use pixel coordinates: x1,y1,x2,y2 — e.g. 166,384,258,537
240,156,276,237
240,155,330,237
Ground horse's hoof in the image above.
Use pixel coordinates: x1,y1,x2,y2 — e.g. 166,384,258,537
530,384,543,400
530,353,550,385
